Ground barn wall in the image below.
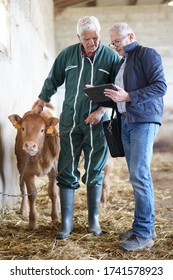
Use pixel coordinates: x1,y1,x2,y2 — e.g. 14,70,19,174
0,0,56,210
54,4,173,151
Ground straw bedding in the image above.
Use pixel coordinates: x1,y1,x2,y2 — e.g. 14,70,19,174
0,152,172,260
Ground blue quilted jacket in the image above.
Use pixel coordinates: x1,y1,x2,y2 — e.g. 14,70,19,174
124,41,167,124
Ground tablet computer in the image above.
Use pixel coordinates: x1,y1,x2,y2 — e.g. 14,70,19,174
84,83,116,103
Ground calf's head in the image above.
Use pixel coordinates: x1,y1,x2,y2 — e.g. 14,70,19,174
8,113,59,156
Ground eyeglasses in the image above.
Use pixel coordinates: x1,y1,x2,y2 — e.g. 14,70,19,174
109,34,129,48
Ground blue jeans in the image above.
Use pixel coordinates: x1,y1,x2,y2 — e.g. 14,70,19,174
121,115,160,238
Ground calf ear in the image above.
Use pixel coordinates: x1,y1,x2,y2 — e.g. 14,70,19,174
8,114,22,129
46,117,59,134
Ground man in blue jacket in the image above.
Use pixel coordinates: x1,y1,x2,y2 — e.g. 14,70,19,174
34,16,120,239
104,22,167,251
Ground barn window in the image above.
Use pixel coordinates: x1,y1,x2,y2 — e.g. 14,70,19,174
0,0,10,56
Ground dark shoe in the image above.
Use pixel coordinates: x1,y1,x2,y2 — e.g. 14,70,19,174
119,229,157,240
56,188,75,239
120,235,154,251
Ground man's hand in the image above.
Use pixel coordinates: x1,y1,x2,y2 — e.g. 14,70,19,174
85,107,107,125
32,99,46,114
104,85,130,102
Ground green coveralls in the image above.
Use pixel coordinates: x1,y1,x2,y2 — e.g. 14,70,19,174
39,42,120,190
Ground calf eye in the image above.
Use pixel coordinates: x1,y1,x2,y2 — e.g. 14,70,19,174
41,128,44,133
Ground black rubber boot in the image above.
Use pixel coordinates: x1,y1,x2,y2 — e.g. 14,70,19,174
56,188,75,239
87,186,102,236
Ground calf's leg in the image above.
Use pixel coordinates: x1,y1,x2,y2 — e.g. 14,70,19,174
25,176,37,230
19,176,29,217
48,170,60,221
101,156,113,207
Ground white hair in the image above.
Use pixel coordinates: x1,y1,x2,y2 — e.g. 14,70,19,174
77,16,101,36
110,22,135,37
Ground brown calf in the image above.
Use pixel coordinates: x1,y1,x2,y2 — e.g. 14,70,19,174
8,104,60,230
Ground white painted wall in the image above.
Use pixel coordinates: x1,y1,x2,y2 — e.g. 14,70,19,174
0,0,56,210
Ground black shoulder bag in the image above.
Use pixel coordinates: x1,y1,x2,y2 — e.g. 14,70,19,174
103,104,125,158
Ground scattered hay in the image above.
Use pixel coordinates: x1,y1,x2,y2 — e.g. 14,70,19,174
0,152,173,260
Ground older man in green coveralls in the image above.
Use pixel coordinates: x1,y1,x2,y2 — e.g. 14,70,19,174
34,16,120,239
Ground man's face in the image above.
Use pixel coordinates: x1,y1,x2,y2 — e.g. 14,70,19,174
109,30,131,56
78,30,100,56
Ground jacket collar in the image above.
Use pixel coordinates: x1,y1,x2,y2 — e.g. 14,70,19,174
124,41,139,53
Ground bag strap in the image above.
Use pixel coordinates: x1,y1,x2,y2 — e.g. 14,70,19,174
111,103,121,120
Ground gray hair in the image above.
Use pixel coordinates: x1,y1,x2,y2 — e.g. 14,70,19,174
77,16,101,36
110,22,135,37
